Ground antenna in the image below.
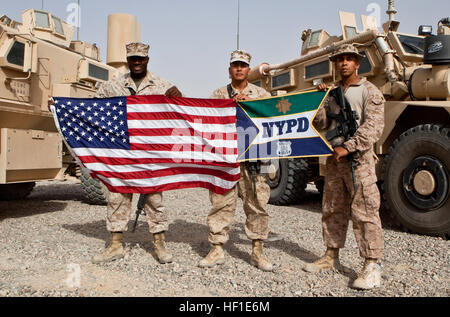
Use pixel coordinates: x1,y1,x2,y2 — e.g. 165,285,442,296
386,0,397,22
237,0,240,50
41,0,44,10
77,0,80,40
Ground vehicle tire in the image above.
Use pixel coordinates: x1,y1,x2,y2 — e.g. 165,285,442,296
80,167,109,205
382,124,450,236
0,182,35,201
268,158,308,205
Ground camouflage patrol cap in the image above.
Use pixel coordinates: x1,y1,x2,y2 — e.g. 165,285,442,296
230,50,251,65
126,42,149,58
329,44,364,62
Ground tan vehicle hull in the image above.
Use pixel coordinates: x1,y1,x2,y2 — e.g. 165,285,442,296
0,10,139,202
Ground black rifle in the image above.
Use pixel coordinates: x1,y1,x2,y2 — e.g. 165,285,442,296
132,194,148,233
246,161,261,199
326,85,360,192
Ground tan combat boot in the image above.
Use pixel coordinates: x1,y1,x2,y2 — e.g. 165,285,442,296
251,240,273,272
198,244,225,268
352,258,381,290
92,232,125,264
303,247,340,273
153,232,173,264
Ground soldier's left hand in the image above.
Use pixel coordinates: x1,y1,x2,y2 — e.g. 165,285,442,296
233,93,250,102
333,146,349,162
316,83,328,91
165,86,182,97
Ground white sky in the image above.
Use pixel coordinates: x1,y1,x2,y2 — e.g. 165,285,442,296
3,0,449,97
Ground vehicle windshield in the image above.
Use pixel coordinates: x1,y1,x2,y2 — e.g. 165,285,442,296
397,34,424,55
309,30,321,47
35,10,50,29
52,16,64,35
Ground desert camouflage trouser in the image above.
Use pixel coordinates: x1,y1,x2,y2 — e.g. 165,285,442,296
106,192,168,233
322,151,384,259
207,163,270,244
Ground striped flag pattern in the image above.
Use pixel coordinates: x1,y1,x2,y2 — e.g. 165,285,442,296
52,95,240,195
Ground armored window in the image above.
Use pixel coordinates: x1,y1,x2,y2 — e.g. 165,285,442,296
308,30,322,47
305,60,329,79
358,52,372,74
397,34,424,55
345,26,358,39
89,64,109,81
7,41,25,66
272,72,290,89
35,11,50,29
52,16,64,35
1,16,12,26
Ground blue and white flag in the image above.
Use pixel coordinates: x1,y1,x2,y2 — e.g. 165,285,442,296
236,89,333,161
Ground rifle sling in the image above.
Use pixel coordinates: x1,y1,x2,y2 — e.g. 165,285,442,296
227,84,234,99
127,87,136,96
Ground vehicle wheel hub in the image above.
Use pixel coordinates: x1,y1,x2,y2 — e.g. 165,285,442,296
267,163,278,181
413,170,436,196
402,156,449,211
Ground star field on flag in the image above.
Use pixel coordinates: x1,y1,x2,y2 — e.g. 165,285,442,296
55,96,129,150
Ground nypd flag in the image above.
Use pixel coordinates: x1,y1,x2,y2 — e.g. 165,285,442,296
236,89,333,161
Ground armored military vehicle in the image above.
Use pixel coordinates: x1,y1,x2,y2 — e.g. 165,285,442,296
0,9,140,203
248,1,450,237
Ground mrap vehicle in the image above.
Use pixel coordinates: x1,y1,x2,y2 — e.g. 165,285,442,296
0,9,141,204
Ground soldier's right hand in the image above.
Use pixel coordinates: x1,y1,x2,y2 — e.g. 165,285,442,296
316,83,328,91
333,146,349,162
47,97,55,112
165,86,182,97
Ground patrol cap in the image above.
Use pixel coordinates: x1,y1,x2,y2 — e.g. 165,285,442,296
329,44,364,62
230,50,251,65
126,42,150,58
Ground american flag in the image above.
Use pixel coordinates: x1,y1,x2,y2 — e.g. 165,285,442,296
52,95,240,194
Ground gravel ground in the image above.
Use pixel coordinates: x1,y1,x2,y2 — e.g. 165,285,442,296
0,180,448,297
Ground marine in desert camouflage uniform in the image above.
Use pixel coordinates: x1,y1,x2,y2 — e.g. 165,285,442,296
92,42,182,265
304,44,385,290
198,50,273,272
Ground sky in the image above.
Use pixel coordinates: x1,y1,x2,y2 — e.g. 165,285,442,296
2,0,449,97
